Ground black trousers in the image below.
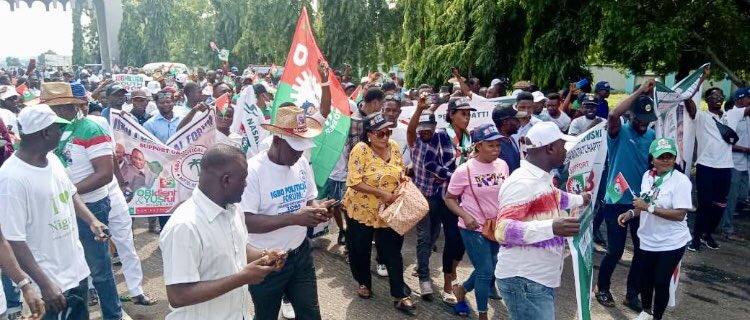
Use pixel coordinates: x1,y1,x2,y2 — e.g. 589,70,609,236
693,165,731,244
639,246,685,319
597,204,641,297
346,215,409,298
429,194,465,273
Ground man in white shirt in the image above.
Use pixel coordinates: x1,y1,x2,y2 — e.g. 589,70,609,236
494,122,590,319
160,145,285,320
720,87,750,241
0,104,109,319
240,106,335,320
512,92,542,159
568,94,604,136
543,93,571,132
684,68,741,252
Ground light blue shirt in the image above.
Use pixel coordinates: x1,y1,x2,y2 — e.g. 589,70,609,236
143,113,181,144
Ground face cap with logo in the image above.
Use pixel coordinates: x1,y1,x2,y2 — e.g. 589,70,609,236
649,138,677,158
581,93,599,106
17,104,71,135
595,81,611,92
416,110,437,132
448,97,476,112
364,112,393,132
471,123,502,143
631,95,657,123
733,87,749,101
525,122,578,149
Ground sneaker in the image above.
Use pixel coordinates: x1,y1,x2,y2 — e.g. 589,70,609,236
632,311,653,320
701,234,720,250
623,295,643,312
281,297,296,319
419,280,433,296
687,240,700,252
377,264,389,277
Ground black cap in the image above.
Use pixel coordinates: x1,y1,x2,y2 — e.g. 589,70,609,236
581,93,599,106
492,103,527,122
364,112,393,131
631,95,657,123
448,97,476,111
106,84,127,97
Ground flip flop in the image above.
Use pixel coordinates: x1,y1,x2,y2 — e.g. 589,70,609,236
132,294,158,306
441,290,457,306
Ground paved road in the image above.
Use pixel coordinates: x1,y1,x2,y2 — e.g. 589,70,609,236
106,211,750,320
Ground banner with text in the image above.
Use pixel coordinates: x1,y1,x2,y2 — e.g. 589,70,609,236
111,109,216,216
563,122,608,320
112,74,148,92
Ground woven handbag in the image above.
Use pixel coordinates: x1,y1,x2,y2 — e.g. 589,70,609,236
378,174,429,235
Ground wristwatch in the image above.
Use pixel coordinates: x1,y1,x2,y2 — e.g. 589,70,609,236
647,204,655,214
16,278,31,290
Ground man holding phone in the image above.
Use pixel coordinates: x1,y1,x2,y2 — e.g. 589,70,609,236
1,104,110,320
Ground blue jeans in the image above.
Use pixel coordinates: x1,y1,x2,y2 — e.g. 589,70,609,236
77,197,122,320
1,273,22,311
459,228,499,313
721,169,748,235
498,277,555,320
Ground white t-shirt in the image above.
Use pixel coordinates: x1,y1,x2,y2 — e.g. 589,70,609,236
0,154,91,292
725,107,750,171
239,151,318,251
545,111,571,132
694,111,734,168
0,108,17,134
568,116,603,136
215,131,243,149
0,279,5,314
637,169,693,251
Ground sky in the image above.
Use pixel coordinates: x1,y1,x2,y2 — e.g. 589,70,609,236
0,2,73,59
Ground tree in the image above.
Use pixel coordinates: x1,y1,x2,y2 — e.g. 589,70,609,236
119,0,146,66
209,0,245,66
141,0,173,62
167,0,218,67
596,0,750,85
5,57,21,67
234,0,314,66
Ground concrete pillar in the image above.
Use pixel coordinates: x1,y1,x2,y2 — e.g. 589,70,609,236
625,70,636,94
92,0,122,72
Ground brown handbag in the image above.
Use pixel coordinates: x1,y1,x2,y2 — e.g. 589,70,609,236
378,173,429,235
466,160,498,242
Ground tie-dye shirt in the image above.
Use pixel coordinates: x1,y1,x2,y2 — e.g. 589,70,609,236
494,160,583,288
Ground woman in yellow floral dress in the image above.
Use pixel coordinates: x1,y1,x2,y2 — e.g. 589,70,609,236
343,112,415,312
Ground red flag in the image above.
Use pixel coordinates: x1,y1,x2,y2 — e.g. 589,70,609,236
214,93,230,116
16,83,27,95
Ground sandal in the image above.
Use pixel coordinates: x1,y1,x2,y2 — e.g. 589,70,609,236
594,287,615,307
394,297,416,312
454,300,472,316
441,290,457,306
357,285,371,299
132,294,158,306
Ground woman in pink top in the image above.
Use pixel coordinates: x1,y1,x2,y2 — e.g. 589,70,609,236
445,123,509,319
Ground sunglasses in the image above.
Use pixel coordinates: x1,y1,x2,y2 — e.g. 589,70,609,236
369,129,392,139
384,94,401,102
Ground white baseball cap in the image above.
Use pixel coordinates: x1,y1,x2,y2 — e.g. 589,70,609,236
525,122,578,149
490,78,501,87
511,89,523,98
17,104,71,135
146,81,162,94
0,85,19,100
277,133,316,151
532,91,547,103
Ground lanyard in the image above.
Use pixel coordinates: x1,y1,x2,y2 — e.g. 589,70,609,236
642,168,673,204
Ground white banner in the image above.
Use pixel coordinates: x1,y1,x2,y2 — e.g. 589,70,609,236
111,109,216,216
564,122,608,320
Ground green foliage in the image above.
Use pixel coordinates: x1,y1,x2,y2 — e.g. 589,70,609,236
5,57,21,67
72,0,85,65
118,0,146,66
167,0,218,67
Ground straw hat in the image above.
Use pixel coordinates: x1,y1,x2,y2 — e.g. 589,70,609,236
40,82,88,106
261,106,323,139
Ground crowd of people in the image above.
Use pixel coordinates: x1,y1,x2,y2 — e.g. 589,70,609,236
0,61,748,320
